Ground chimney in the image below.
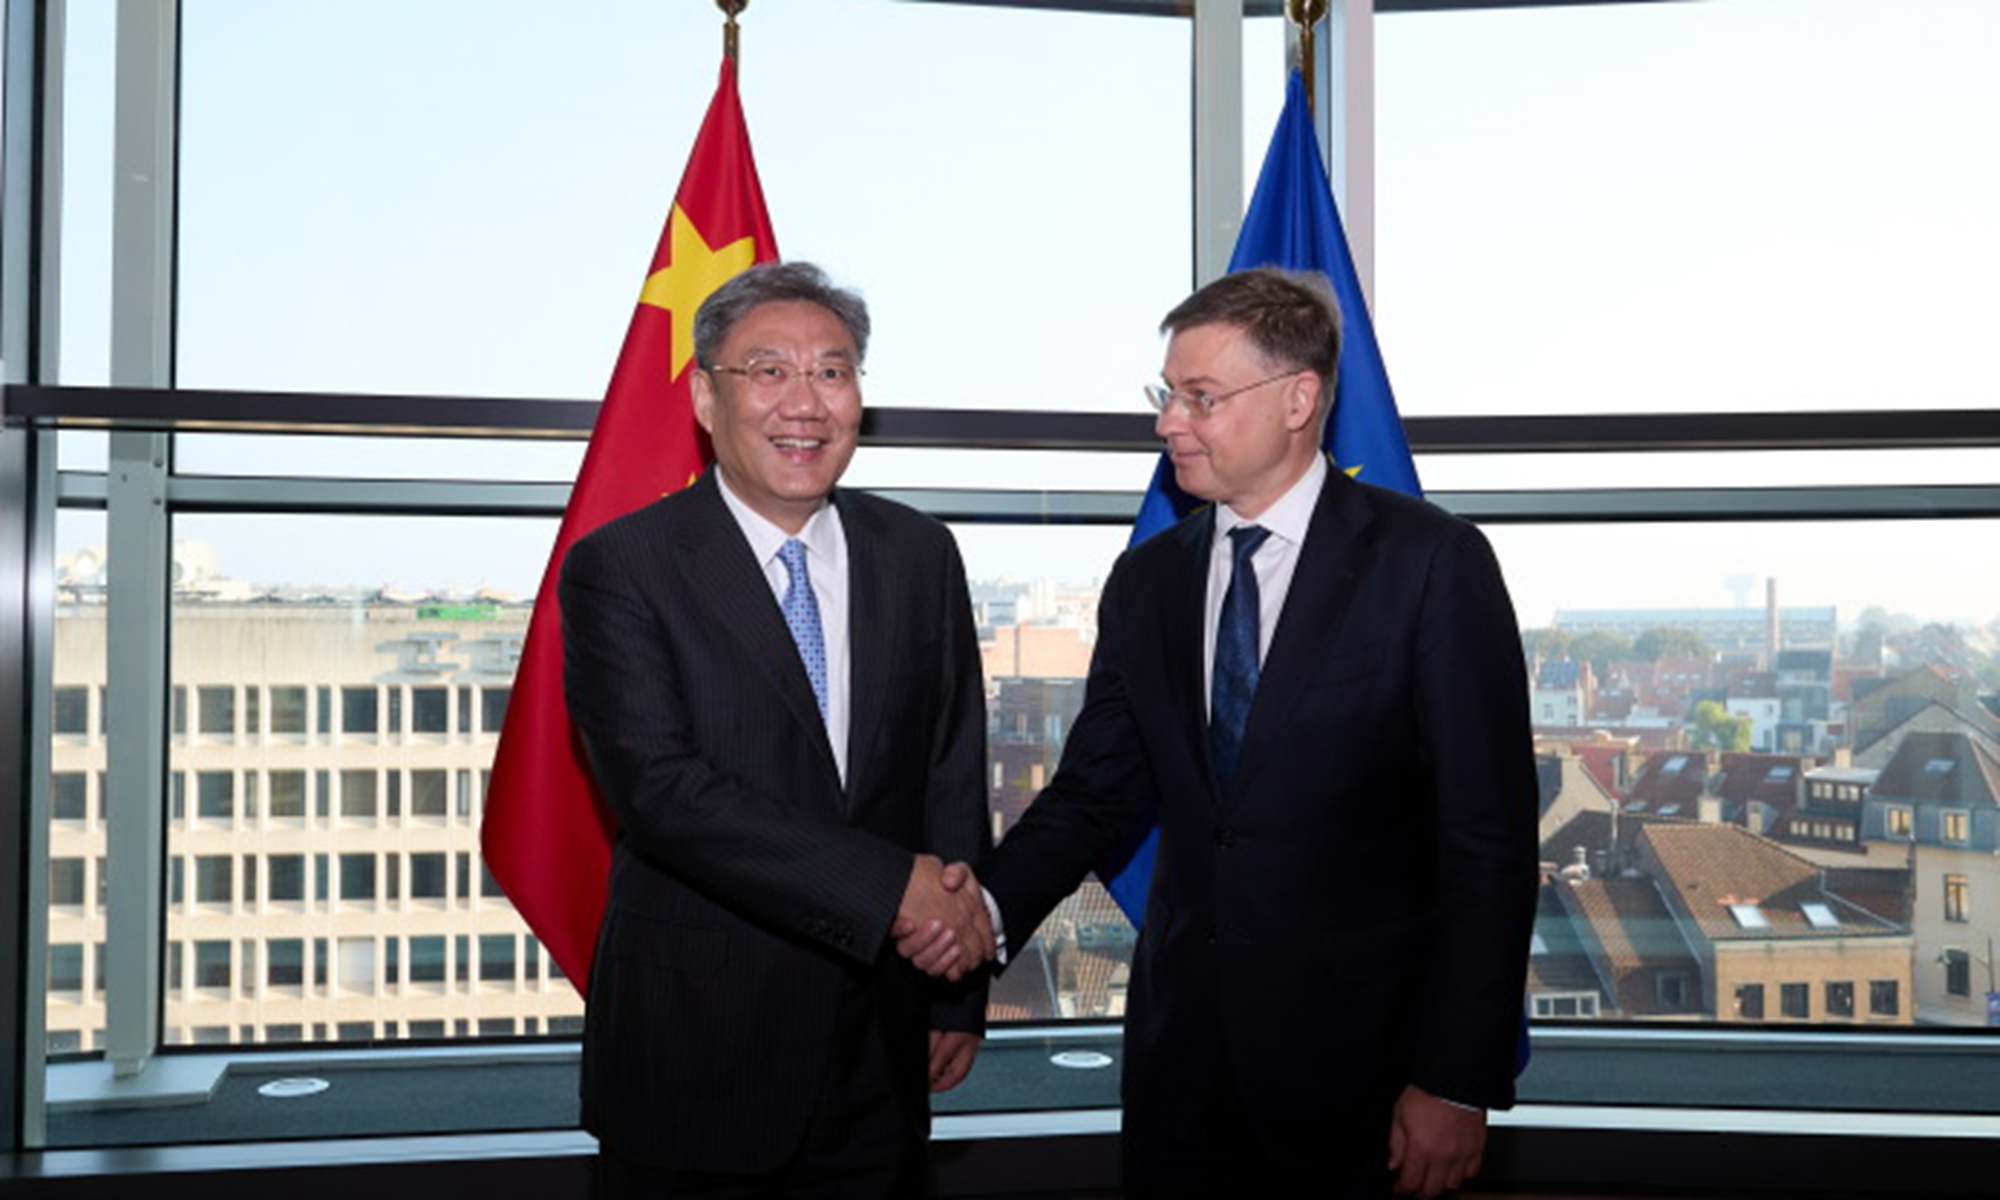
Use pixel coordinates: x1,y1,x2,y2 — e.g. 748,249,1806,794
1766,577,1781,665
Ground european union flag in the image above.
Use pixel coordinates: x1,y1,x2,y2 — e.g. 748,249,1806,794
1106,67,1423,923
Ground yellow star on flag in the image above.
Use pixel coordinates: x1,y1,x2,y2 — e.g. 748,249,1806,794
638,204,758,379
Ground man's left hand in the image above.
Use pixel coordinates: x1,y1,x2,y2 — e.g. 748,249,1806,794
927,1030,981,1093
1387,1084,1485,1198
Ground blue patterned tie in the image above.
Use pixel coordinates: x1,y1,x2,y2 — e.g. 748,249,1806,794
778,539,828,720
1210,524,1270,791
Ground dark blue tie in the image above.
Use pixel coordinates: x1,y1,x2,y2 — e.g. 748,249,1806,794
1210,524,1270,791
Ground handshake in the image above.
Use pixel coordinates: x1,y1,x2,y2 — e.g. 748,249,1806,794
893,854,995,983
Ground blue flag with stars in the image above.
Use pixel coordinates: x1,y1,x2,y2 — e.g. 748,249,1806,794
1105,67,1423,924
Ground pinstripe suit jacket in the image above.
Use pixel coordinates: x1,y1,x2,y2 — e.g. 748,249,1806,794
561,470,988,1172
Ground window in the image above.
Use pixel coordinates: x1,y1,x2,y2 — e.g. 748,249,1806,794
409,936,447,985
196,771,235,820
1532,993,1599,1018
198,685,235,735
1735,983,1765,1021
1942,811,1970,843
267,769,307,819
481,686,510,733
48,945,85,995
1781,983,1811,1019
193,941,232,989
1885,806,1912,837
194,855,233,905
1944,949,1972,998
1869,980,1899,1017
52,772,88,821
410,769,448,817
341,685,378,735
1945,874,1970,923
267,854,306,903
388,688,403,734
269,685,307,733
412,686,449,733
338,853,376,903
339,769,376,819
479,935,516,985
1657,973,1689,1011
49,859,86,908
53,686,89,735
1825,981,1855,1020
337,938,376,993
410,853,448,901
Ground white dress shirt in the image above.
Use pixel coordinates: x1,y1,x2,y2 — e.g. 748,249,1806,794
714,473,851,785
1202,453,1328,712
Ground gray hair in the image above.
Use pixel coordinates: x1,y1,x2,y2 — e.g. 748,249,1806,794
692,261,871,369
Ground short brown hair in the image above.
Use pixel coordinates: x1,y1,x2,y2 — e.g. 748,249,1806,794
1161,267,1342,411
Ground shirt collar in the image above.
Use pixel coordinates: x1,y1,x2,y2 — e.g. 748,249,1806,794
714,471,844,570
1214,452,1327,549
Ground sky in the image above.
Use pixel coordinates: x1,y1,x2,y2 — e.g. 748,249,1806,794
46,0,2000,630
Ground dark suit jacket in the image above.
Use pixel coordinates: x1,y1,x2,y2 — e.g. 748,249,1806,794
561,471,988,1173
979,469,1539,1167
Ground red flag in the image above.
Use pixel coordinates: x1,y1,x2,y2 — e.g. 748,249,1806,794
481,57,778,994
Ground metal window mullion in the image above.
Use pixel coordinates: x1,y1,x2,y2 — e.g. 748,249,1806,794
1191,0,1244,286
1325,0,1376,300
103,432,169,1078
103,0,179,1080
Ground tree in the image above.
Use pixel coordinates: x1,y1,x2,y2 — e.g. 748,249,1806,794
1570,631,1635,682
1521,627,1574,663
1634,626,1711,662
1690,699,1752,753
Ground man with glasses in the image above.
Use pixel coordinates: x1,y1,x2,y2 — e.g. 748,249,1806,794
908,267,1538,1198
563,261,992,1197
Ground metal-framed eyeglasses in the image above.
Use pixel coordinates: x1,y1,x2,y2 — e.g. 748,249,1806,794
709,359,865,392
1143,369,1299,419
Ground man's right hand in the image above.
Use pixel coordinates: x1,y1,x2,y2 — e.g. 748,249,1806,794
894,855,993,982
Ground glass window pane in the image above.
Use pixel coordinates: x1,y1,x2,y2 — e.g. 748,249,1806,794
267,770,307,819
1378,1,2000,417
267,855,305,903
176,2,1191,419
198,686,234,735
269,685,307,734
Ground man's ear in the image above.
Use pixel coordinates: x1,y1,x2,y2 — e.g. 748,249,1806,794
1284,371,1321,433
690,368,718,434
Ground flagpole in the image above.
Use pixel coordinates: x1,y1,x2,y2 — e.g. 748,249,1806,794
718,0,747,61
1287,0,1328,115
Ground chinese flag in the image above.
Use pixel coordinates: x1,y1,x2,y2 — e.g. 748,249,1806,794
481,57,778,995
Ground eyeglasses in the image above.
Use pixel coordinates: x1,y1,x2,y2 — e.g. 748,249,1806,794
709,359,865,392
1143,369,1298,419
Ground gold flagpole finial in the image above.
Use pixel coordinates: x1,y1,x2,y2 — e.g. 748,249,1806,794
1286,0,1329,113
718,0,748,61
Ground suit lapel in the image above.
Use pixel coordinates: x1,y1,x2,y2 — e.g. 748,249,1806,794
1162,514,1218,803
675,473,841,789
837,491,897,816
1228,471,1379,805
